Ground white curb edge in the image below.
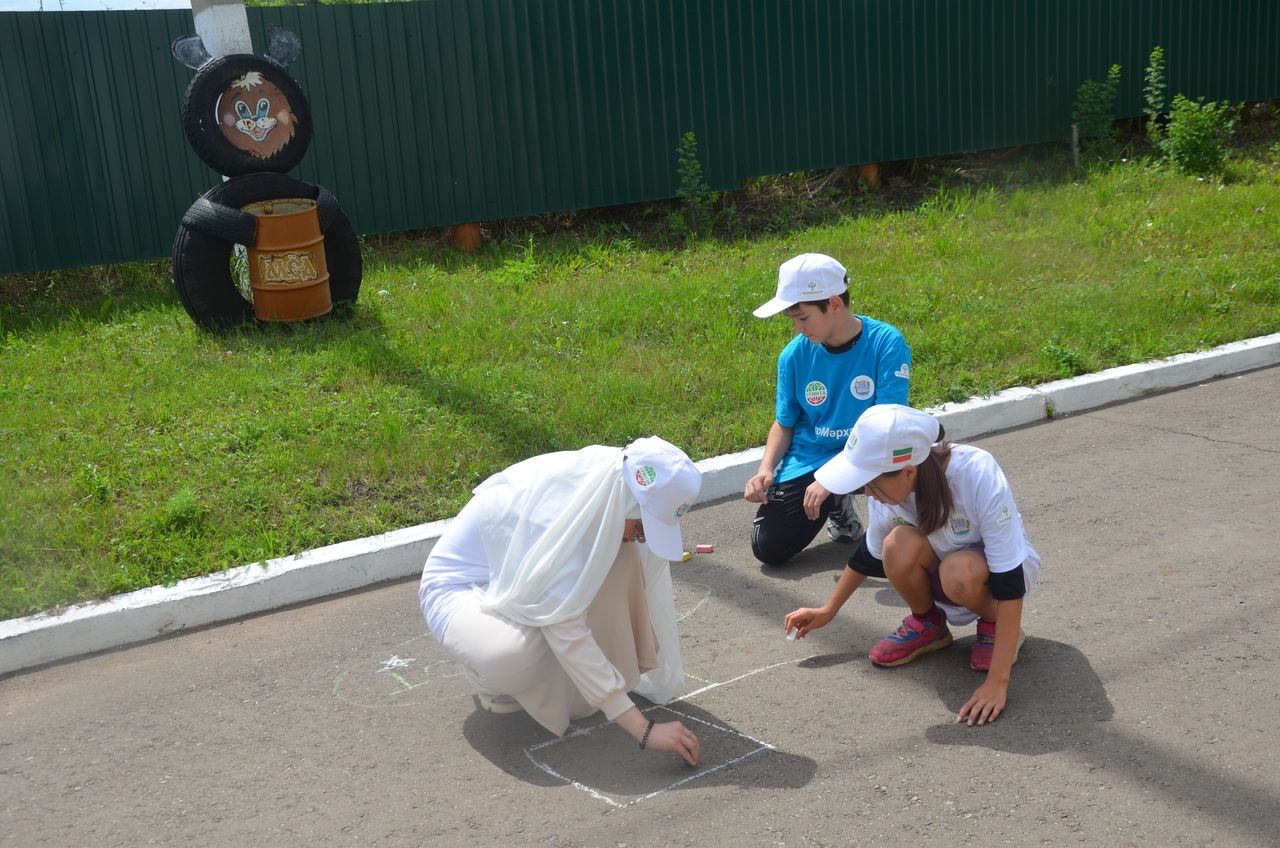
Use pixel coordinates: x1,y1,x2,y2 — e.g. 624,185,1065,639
4,333,1279,676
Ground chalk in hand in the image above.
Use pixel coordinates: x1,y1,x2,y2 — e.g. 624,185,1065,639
785,627,798,641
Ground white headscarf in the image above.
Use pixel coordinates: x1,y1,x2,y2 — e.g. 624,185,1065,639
473,444,685,703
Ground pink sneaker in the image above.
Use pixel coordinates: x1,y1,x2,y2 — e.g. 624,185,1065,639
969,621,1027,672
869,612,953,667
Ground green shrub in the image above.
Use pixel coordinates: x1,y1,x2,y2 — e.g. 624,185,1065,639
1073,64,1123,160
1160,94,1239,176
674,131,717,237
1144,46,1167,146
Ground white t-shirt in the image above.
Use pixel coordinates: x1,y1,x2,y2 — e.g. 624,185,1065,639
866,444,1041,579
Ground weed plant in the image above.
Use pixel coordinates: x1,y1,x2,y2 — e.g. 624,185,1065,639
2,125,1279,618
1144,46,1168,147
1161,96,1240,177
1072,64,1123,161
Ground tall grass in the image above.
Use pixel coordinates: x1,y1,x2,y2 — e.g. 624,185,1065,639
2,146,1278,618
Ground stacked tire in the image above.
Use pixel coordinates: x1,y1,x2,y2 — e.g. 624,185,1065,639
171,38,360,331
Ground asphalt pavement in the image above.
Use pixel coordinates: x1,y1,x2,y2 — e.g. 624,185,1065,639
3,367,1278,847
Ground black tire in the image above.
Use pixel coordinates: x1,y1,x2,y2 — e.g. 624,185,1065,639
172,173,362,331
180,54,313,177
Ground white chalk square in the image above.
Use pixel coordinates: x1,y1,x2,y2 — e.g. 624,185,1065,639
524,705,773,808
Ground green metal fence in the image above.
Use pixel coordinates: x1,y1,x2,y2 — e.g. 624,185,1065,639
2,0,1277,275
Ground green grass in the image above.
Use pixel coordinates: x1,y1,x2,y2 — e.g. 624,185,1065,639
3,141,1279,619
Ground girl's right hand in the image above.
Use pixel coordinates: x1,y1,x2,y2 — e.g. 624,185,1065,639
784,607,833,638
644,720,701,766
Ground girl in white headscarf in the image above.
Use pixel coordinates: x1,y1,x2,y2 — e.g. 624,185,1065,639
419,437,702,765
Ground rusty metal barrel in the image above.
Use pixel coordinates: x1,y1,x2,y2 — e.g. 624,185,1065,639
242,198,332,321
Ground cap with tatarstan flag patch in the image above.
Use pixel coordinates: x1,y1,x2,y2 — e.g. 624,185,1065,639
815,404,941,494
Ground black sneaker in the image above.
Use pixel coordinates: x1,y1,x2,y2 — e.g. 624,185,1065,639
826,493,863,543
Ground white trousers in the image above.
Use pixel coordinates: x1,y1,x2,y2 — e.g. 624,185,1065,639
440,545,658,735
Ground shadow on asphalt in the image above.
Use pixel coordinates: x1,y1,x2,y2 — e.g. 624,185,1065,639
924,637,1113,754
463,699,818,802
921,637,1279,844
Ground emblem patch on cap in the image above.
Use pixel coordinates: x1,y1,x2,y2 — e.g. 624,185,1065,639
804,381,828,406
675,502,691,520
634,465,657,487
891,447,912,464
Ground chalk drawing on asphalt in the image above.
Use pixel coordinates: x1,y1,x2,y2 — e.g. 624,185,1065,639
523,656,810,809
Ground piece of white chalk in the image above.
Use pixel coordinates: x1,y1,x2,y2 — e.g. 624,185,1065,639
785,627,797,641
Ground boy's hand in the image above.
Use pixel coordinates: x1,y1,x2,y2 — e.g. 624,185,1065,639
803,479,832,519
744,470,774,503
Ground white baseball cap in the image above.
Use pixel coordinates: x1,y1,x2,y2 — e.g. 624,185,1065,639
622,436,703,561
752,253,849,318
814,404,941,494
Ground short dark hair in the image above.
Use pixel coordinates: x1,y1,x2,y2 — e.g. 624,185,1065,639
787,278,851,313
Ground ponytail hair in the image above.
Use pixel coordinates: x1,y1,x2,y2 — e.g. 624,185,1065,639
911,422,953,535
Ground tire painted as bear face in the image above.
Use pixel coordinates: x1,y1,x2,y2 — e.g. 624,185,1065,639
217,71,298,158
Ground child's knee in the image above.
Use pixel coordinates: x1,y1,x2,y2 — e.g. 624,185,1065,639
938,555,991,605
881,526,934,573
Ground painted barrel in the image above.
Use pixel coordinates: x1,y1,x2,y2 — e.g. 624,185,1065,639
242,198,332,322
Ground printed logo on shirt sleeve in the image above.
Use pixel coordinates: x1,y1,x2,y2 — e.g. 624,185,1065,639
895,363,910,379
996,505,1014,526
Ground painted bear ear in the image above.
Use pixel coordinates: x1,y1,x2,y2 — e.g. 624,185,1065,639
171,34,213,71
264,24,301,69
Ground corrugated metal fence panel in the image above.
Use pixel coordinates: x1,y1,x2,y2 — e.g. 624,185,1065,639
1,1,1278,275
0,10,218,275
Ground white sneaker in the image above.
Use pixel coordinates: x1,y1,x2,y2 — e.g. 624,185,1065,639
476,693,524,715
826,493,863,543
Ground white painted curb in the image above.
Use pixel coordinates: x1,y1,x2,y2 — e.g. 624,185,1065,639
4,333,1279,676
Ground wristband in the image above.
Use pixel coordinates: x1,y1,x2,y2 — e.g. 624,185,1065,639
639,719,655,750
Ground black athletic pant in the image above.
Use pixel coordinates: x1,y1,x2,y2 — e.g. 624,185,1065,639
750,471,841,566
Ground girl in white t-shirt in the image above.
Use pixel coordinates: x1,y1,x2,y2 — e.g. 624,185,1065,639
784,404,1041,726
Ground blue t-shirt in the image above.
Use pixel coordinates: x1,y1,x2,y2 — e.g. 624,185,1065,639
774,315,911,482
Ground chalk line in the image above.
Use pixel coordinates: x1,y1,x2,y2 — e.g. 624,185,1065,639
523,656,812,809
678,656,812,702
523,704,775,810
675,583,712,623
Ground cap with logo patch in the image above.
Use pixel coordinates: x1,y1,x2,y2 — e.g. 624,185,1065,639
622,436,702,561
814,404,940,494
752,253,849,318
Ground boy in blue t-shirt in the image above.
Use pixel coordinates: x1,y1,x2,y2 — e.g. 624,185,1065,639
743,253,911,566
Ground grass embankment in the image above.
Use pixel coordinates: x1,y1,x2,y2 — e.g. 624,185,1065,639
2,144,1279,619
